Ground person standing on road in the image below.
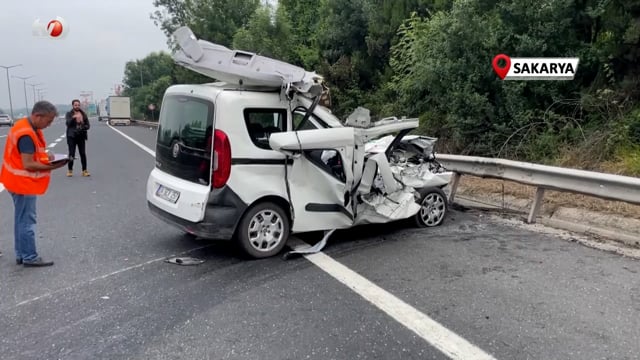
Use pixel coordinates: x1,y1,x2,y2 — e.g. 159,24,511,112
65,99,90,177
0,101,69,267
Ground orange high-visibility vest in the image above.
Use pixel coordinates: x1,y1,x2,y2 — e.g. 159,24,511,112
0,117,51,195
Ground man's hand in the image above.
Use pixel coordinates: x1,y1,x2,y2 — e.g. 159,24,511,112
49,160,68,170
73,112,83,123
21,153,67,171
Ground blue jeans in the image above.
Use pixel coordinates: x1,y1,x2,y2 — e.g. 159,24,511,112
10,193,39,262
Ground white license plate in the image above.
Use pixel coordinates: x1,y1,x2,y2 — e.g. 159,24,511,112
156,184,180,203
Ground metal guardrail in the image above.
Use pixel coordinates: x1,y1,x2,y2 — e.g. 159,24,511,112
437,154,640,223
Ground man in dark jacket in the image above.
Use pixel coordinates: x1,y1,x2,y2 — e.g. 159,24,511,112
65,99,90,177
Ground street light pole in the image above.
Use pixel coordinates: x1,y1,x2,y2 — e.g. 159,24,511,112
0,64,22,118
13,75,33,113
36,88,46,101
28,82,43,105
36,89,46,101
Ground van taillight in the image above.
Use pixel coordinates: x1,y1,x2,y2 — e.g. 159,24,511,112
212,129,231,188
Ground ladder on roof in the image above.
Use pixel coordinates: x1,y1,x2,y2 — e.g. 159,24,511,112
172,26,324,97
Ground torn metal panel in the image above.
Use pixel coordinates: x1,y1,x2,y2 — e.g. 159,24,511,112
269,127,355,154
359,152,402,194
172,26,324,95
344,107,372,128
390,163,451,189
283,229,337,258
364,135,395,154
356,191,421,225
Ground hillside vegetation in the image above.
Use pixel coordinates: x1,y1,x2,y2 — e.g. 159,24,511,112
121,0,640,176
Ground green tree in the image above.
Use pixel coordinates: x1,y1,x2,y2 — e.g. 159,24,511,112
232,3,296,63
279,0,323,68
122,52,177,119
151,0,260,49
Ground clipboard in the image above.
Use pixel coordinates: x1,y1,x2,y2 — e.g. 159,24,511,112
50,154,70,165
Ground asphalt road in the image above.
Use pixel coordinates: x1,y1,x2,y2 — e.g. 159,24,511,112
0,119,638,360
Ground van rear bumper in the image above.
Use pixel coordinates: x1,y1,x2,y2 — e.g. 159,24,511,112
148,187,248,240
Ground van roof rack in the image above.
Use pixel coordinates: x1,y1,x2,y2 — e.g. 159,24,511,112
172,26,324,97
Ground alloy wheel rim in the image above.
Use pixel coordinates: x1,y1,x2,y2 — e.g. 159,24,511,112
420,193,446,226
247,209,284,252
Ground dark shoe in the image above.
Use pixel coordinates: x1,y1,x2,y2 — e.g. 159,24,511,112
22,258,54,267
16,259,23,265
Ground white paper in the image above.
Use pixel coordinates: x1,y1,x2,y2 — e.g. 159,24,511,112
51,153,69,163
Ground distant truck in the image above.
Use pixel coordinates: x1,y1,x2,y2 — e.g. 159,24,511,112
107,96,131,126
98,100,108,121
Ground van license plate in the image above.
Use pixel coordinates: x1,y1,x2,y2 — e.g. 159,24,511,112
156,184,180,203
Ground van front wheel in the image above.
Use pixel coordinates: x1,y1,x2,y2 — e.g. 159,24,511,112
414,187,448,228
237,202,290,259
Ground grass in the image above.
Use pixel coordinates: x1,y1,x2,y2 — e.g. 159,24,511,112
600,145,640,177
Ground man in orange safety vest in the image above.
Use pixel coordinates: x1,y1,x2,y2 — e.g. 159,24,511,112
0,101,69,267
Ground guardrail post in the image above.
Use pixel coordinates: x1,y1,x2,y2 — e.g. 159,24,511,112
527,187,545,224
448,172,461,204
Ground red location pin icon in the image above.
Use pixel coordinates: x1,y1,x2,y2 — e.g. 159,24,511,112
492,54,511,80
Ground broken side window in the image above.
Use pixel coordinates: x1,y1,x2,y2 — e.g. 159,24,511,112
293,107,330,131
304,149,346,183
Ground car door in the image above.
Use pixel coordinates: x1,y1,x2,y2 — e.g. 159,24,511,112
269,127,357,232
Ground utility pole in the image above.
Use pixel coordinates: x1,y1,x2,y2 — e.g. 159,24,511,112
28,82,43,105
13,75,33,113
0,64,22,118
138,60,144,87
36,88,46,101
80,90,93,112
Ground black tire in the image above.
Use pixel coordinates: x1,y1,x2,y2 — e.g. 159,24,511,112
236,201,290,259
413,187,448,228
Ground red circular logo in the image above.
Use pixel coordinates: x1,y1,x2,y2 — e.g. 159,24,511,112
47,20,64,37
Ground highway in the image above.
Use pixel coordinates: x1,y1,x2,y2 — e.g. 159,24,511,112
0,119,638,360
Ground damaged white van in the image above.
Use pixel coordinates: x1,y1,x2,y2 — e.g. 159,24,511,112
146,26,454,259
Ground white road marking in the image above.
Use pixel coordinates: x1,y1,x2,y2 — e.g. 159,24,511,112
7,245,212,311
109,122,497,359
0,135,6,138
289,238,497,360
47,133,66,149
107,124,155,157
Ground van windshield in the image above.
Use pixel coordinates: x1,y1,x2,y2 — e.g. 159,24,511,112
156,95,215,185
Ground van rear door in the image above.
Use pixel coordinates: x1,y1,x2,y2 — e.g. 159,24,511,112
147,94,214,223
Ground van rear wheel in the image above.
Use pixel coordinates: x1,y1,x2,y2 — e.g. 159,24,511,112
237,201,290,259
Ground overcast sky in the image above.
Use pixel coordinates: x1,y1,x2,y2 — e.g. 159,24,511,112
0,0,169,113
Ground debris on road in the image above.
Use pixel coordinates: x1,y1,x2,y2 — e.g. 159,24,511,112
164,256,205,266
283,230,336,260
